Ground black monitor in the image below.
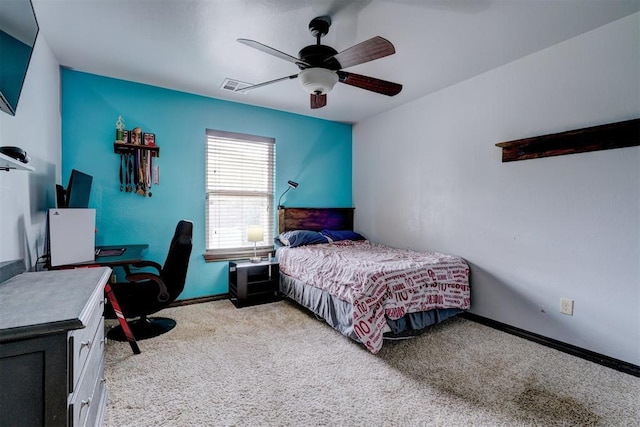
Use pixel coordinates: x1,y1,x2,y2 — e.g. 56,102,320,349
55,184,66,208
58,169,93,208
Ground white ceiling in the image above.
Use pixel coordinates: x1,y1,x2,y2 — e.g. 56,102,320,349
31,0,639,124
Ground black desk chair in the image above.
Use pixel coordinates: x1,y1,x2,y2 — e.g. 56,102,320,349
106,220,193,341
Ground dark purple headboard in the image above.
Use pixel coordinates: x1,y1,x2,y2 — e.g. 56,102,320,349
278,208,355,234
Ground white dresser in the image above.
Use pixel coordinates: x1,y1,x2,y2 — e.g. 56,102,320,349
0,266,111,426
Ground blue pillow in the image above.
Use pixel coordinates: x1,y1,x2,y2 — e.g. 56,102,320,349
321,229,366,242
278,230,330,248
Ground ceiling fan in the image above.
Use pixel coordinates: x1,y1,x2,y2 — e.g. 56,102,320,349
236,15,402,109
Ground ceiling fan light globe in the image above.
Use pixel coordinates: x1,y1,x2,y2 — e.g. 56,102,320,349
299,68,338,95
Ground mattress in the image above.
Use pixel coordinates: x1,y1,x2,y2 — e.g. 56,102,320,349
277,240,470,353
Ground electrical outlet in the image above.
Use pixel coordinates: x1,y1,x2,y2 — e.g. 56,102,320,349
560,298,574,316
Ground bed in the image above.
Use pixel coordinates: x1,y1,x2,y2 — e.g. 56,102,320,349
276,208,470,354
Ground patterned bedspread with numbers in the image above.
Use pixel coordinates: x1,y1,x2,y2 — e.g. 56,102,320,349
277,240,470,354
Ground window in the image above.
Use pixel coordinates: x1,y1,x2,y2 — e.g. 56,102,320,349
205,129,275,261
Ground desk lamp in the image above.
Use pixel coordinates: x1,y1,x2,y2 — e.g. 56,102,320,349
277,180,299,209
247,225,264,263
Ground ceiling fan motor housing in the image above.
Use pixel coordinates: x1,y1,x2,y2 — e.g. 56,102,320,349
298,45,340,69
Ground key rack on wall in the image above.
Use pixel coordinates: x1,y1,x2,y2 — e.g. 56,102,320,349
113,126,160,197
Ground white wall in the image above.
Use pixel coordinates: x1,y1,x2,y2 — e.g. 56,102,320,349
0,37,61,269
353,13,639,365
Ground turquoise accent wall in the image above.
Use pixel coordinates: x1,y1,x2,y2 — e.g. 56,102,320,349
61,70,352,299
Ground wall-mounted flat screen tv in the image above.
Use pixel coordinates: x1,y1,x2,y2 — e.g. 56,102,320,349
0,0,39,115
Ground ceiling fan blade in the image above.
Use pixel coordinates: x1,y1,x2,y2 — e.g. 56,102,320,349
337,71,402,96
236,74,298,93
310,93,327,109
237,39,309,68
327,36,395,69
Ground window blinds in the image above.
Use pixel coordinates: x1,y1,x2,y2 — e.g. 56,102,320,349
205,130,275,254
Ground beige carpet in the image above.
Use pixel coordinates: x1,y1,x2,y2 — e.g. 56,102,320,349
104,300,639,426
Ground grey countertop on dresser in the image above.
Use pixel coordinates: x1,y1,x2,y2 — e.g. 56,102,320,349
0,267,111,342
0,259,25,284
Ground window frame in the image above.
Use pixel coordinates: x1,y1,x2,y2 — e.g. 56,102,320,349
204,129,275,262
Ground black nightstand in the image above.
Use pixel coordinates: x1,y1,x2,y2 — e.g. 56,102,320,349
229,259,280,307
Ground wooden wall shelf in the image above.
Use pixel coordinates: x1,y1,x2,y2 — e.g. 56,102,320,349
114,142,160,157
495,118,639,162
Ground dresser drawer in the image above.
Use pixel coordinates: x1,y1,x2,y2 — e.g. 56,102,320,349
85,361,107,427
68,353,104,427
68,295,104,393
75,321,104,399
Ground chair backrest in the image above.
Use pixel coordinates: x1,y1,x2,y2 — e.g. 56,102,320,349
160,220,193,302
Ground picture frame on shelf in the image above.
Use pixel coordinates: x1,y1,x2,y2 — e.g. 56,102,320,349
143,132,156,146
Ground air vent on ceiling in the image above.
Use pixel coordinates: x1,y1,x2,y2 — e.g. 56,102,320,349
220,78,251,93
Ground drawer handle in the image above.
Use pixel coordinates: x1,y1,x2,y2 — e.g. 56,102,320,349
81,397,92,407
80,340,92,349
